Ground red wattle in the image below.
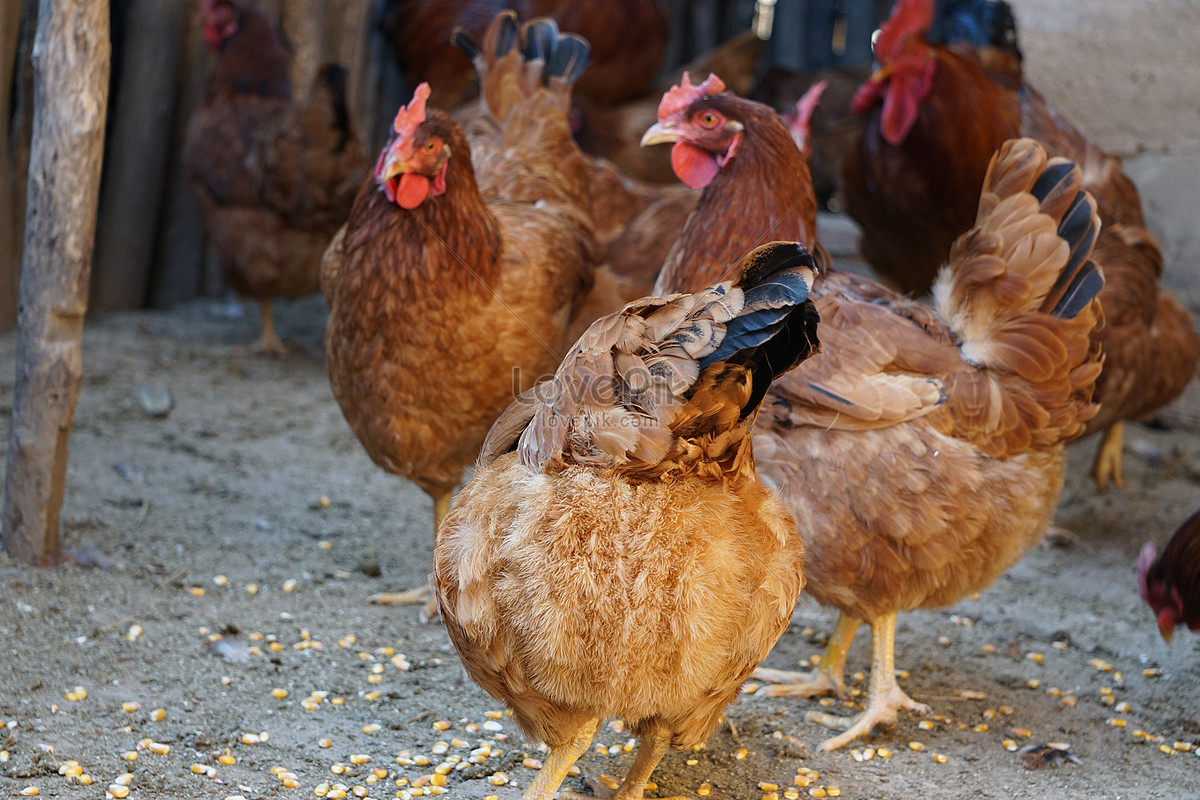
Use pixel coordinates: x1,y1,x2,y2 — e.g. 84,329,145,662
670,141,720,190
395,173,431,209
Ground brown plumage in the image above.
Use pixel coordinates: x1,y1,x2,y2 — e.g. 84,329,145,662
654,120,1105,745
1139,508,1200,643
436,242,820,800
322,13,598,619
383,0,669,109
842,0,1200,491
642,74,829,296
185,0,366,354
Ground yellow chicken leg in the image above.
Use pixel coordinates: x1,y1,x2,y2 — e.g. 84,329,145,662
807,611,929,751
753,613,860,698
254,297,288,356
369,490,452,621
512,717,598,800
558,723,688,800
1090,420,1126,492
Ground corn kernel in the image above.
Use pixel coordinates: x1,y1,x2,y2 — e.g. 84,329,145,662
793,776,810,788
1108,718,1127,727
430,774,447,787
685,758,698,765
1090,659,1113,672
314,782,331,797
908,741,925,751
1175,741,1195,752
364,691,382,701
1026,652,1043,663
1002,740,1018,751
808,788,826,798
932,753,947,763
785,791,800,800
1143,668,1163,677
735,748,748,760
332,763,348,774
1010,728,1032,739
973,724,989,733
1115,701,1131,713
363,723,382,734
522,757,543,770
1160,744,1174,755
697,783,712,796
485,710,504,719
1027,679,1040,689
918,720,934,730
19,788,38,796
759,783,779,792
120,751,137,761
148,742,169,755
488,772,509,786
432,720,451,731
876,748,892,758
283,579,298,593
826,789,841,798
108,784,130,798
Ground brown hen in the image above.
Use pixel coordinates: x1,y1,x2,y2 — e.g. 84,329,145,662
436,242,820,800
842,0,1200,492
185,0,366,354
322,13,598,619
645,83,1106,748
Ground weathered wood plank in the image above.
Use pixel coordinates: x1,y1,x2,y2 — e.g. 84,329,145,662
2,0,110,564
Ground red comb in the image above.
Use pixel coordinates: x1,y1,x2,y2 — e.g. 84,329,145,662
875,0,934,62
393,83,431,135
657,72,726,122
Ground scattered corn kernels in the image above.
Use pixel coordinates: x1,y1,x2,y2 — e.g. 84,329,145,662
735,748,748,760
107,784,130,798
432,720,451,731
1108,718,1127,727
908,741,925,751
19,787,38,796
697,783,712,796
932,753,948,763
362,723,382,735
759,783,779,792
121,701,141,713
1003,740,1018,752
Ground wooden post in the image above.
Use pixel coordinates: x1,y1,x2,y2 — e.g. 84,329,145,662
91,0,185,313
0,0,37,333
1,0,110,565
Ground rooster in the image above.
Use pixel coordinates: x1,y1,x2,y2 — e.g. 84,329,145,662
321,12,598,620
436,242,819,799
1139,509,1200,643
643,79,1105,750
842,0,1200,492
185,0,366,354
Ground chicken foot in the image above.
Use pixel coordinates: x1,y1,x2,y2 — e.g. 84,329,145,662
1090,420,1126,492
559,722,687,800
806,611,929,751
752,613,860,698
516,717,598,800
254,298,288,356
368,490,452,621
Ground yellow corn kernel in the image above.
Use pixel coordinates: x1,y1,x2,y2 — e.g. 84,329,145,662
432,720,451,731
108,784,130,798
1108,718,1127,727
148,742,169,755
826,789,841,798
808,788,826,799
191,763,209,774
121,701,141,713
1002,740,1018,752
364,692,383,701
918,720,934,731
973,724,989,733
331,763,348,775
283,579,298,593
19,788,38,797
430,774,447,787
908,741,925,751
1143,668,1163,678
151,708,165,722
120,751,138,761
759,783,779,792
735,748,748,760
697,783,712,796
362,723,381,734
314,782,331,797
932,753,948,763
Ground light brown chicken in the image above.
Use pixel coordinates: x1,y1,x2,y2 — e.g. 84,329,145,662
322,13,598,619
842,0,1200,492
436,242,820,800
185,0,366,354
645,91,1107,749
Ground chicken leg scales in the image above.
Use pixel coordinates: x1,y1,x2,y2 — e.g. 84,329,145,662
806,611,929,751
1091,420,1126,492
753,613,860,698
518,717,598,800
369,490,451,621
255,298,288,356
560,722,688,800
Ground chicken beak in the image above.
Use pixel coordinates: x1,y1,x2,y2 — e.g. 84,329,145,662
868,62,896,84
1159,622,1174,644
641,121,680,147
382,151,410,181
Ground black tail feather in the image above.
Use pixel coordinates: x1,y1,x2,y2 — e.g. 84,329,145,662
698,242,822,417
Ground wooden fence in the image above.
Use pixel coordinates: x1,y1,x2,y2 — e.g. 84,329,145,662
0,0,881,332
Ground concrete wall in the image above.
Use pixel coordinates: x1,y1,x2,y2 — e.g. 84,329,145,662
1007,0,1200,293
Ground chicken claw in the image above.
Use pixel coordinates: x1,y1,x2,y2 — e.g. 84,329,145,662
369,576,439,622
1090,420,1126,492
752,613,860,698
807,611,929,751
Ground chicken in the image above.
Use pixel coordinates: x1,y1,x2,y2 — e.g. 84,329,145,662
644,85,1106,748
641,73,829,295
322,12,598,619
383,0,669,109
842,0,1200,492
1139,509,1200,642
435,241,820,800
185,0,366,354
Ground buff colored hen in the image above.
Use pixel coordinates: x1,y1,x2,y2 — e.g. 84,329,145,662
435,242,820,800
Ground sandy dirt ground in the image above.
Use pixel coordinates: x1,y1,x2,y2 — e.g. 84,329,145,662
1,280,1200,800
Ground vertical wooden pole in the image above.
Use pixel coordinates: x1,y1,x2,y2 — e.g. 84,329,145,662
1,0,110,565
0,0,36,333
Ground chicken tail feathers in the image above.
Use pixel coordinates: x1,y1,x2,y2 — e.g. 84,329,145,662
931,137,1105,452
454,11,590,122
483,243,819,476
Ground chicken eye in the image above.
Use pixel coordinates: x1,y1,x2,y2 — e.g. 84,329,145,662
700,113,719,128
424,141,438,153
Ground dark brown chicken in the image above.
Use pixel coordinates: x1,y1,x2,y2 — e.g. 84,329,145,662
383,0,669,109
436,242,819,800
645,83,1106,749
322,13,598,619
185,0,366,354
1139,508,1200,642
842,0,1200,492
